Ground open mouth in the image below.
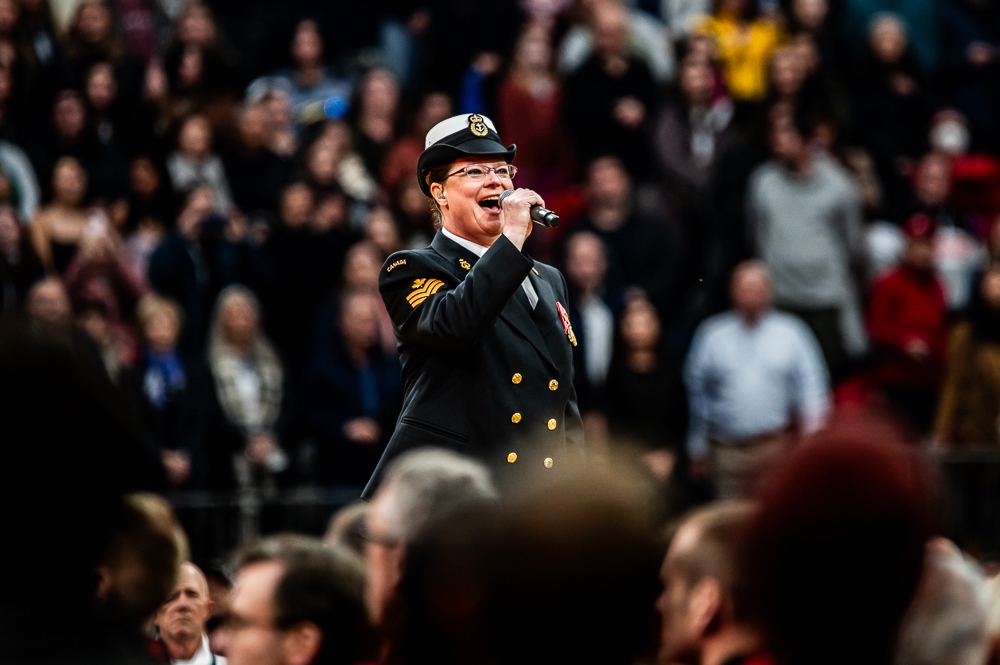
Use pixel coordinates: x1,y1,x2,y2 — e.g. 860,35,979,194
478,195,500,213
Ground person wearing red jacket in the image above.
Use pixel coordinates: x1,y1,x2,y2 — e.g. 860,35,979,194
868,214,948,434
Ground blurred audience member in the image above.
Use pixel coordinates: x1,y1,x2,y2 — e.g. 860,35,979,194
349,67,399,180
95,493,188,635
148,185,269,356
214,535,375,665
654,53,733,224
694,0,783,102
560,0,675,83
569,156,677,315
301,290,403,487
245,18,352,131
842,0,937,72
748,103,865,377
934,266,1000,446
658,501,765,665
120,294,209,488
868,214,947,434
206,285,287,490
223,102,293,219
893,539,991,665
497,25,574,196
607,296,687,483
853,13,933,216
937,0,1000,153
156,562,227,665
29,155,90,274
750,420,932,665
381,91,452,193
0,203,44,310
25,273,71,324
564,1,657,175
685,261,830,498
167,114,232,214
365,449,497,630
324,501,368,562
565,231,617,419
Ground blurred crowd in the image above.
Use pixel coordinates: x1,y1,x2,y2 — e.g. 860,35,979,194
2,0,1000,501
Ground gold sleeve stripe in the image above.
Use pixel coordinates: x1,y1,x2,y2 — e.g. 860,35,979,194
406,279,444,307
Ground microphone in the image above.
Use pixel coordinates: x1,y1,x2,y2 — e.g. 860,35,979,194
498,189,560,227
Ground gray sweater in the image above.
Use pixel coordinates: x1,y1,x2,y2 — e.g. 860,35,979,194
747,154,862,309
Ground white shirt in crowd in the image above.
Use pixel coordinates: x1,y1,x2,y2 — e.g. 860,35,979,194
684,309,831,459
171,635,226,665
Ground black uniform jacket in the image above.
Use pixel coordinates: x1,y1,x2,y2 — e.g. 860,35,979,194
362,231,584,497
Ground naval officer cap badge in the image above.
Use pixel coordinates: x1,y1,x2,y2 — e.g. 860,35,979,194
468,114,488,137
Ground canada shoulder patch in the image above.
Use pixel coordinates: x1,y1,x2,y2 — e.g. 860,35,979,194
406,278,445,308
387,259,406,272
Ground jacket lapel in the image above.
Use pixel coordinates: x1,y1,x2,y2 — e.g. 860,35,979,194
528,271,567,359
499,294,557,371
430,231,480,279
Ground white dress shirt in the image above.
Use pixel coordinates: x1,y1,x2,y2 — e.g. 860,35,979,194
172,635,227,665
442,228,538,309
684,310,831,459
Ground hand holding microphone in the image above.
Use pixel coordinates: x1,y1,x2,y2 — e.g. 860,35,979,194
499,189,560,227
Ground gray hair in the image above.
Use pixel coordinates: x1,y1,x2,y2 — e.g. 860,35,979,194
372,448,497,544
894,543,990,665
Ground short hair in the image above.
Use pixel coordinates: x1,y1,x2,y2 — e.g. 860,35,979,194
235,535,376,665
324,501,368,561
894,544,990,665
670,501,756,623
373,448,497,545
423,163,452,229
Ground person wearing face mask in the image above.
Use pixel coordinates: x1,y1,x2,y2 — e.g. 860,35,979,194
362,113,583,498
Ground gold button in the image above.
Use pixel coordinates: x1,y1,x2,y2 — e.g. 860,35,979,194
512,373,522,384
507,452,517,463
512,412,522,424
543,457,553,468
548,379,558,391
547,419,557,430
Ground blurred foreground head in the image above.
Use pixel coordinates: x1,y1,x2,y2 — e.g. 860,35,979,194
397,455,662,665
218,534,374,665
366,449,497,627
750,417,933,665
659,501,761,665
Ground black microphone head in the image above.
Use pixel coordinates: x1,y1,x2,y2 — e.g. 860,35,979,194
498,189,516,205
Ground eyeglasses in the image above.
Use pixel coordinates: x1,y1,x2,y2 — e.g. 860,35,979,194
446,164,517,181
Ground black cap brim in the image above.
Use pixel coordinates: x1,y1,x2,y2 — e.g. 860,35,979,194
417,137,516,196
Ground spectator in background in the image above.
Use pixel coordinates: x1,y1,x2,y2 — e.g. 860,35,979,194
61,0,127,83
381,91,452,194
842,0,938,72
29,155,90,274
214,535,376,665
560,0,675,84
24,273,71,324
156,562,227,665
685,261,830,498
934,266,1000,446
365,206,404,259
868,214,947,435
348,67,400,180
340,240,396,355
365,449,497,630
222,102,293,219
81,60,129,200
569,156,677,316
120,294,209,489
206,285,287,491
565,231,618,423
750,423,931,665
748,103,866,378
894,539,991,665
301,289,403,487
853,13,933,217
607,296,687,484
785,0,844,77
658,502,766,665
654,52,734,232
245,18,353,131
497,24,574,197
167,114,233,214
694,0,783,102
0,204,44,310
121,155,172,275
564,1,657,176
937,0,1000,153
148,185,270,356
